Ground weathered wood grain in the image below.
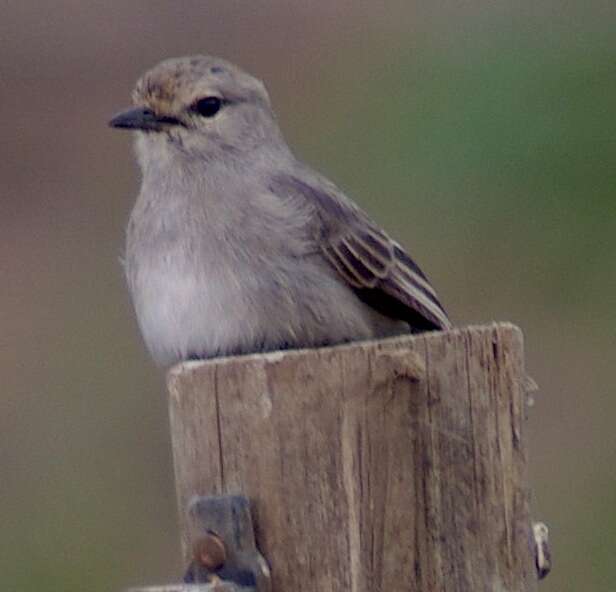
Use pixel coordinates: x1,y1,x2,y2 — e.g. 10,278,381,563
166,323,535,592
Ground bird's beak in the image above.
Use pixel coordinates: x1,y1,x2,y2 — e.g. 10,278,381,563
108,106,183,131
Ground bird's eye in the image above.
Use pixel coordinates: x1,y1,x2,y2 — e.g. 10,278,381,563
192,96,223,118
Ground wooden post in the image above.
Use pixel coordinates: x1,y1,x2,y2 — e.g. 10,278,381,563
162,323,536,592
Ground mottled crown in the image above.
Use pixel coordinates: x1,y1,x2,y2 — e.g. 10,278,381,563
132,55,271,114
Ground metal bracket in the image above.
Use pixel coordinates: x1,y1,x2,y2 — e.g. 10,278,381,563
183,495,271,592
533,521,551,580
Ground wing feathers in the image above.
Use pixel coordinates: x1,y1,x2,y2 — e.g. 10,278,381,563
344,233,391,279
270,173,452,331
356,229,394,266
388,265,452,329
393,258,440,305
327,242,378,288
326,227,452,330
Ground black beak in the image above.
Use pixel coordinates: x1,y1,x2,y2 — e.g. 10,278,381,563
108,106,184,131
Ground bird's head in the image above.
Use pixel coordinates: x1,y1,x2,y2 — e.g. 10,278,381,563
110,56,284,167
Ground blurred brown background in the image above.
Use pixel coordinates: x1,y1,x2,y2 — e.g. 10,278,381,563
1,2,614,590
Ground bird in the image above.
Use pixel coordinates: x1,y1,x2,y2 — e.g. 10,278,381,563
109,55,452,367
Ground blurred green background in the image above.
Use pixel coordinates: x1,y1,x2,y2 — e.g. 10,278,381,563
1,2,614,590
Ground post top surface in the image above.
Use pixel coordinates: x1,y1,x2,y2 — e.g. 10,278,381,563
167,322,522,384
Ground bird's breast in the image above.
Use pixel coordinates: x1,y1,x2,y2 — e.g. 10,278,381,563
127,244,255,365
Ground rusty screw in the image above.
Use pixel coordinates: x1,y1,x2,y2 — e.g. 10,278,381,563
193,531,227,571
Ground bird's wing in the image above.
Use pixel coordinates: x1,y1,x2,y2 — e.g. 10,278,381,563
270,173,452,332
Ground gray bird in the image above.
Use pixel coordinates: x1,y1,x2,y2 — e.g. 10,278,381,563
110,55,452,366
